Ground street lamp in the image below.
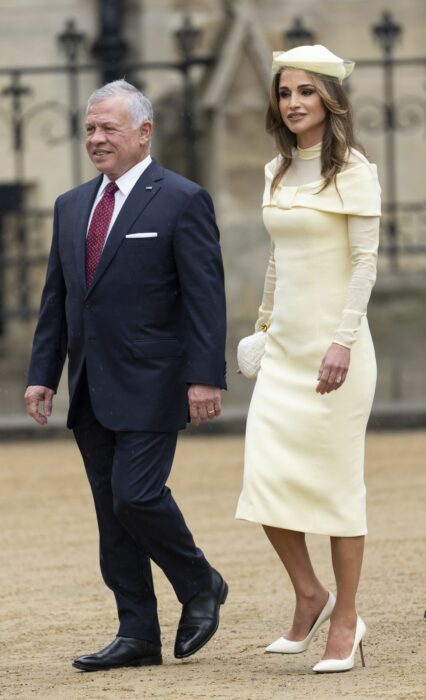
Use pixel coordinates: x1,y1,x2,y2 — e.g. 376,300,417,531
57,19,87,184
283,17,315,48
371,11,402,274
174,14,202,61
57,19,86,64
173,15,204,181
372,11,402,57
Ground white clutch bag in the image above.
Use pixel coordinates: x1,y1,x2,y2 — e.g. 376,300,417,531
237,323,269,379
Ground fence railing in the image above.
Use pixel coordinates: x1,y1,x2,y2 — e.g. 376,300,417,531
0,11,425,332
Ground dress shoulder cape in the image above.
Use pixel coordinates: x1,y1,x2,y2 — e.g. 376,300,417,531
263,150,381,216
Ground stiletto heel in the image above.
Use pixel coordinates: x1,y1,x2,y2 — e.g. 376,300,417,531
312,615,366,673
265,592,335,654
359,638,365,667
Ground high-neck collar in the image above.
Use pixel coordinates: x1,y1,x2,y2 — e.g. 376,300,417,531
296,141,322,160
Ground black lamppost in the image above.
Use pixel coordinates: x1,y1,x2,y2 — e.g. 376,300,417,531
57,18,86,64
283,17,315,48
57,19,87,185
174,15,203,181
175,14,202,60
372,11,402,272
372,11,402,57
1,73,31,182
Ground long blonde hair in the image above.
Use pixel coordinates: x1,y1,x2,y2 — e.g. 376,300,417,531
265,69,365,194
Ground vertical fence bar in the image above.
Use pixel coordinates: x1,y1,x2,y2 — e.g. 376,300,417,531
57,20,86,188
372,11,402,273
383,55,398,273
68,63,82,187
2,72,32,318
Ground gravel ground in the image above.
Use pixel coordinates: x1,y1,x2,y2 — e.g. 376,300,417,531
0,431,425,700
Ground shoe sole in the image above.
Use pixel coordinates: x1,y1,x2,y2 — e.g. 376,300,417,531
72,654,162,671
174,580,228,659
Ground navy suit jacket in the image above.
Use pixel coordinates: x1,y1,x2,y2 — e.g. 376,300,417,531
28,159,227,431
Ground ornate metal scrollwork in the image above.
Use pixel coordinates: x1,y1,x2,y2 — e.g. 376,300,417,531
395,95,426,133
21,100,71,145
354,94,426,135
353,96,385,133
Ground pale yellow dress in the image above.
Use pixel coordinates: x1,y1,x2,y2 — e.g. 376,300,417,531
236,142,381,536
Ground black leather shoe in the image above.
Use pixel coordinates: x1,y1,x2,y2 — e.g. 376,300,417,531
72,636,162,671
174,569,228,659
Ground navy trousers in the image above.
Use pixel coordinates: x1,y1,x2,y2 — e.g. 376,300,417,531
73,383,211,645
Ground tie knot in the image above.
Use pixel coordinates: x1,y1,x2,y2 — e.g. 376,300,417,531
104,182,118,197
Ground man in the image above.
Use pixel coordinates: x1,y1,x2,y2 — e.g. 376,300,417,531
25,80,227,671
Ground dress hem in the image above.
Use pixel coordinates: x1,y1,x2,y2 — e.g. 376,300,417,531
235,514,368,538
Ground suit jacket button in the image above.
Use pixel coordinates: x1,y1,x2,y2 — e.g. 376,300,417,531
85,301,91,309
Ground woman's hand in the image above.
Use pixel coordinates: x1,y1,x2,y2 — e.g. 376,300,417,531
316,343,350,394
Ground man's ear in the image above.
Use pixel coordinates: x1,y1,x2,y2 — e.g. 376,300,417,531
140,121,153,144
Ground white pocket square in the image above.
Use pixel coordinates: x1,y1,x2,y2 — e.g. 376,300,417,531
126,232,158,238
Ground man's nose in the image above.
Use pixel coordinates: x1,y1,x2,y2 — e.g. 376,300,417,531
88,127,107,143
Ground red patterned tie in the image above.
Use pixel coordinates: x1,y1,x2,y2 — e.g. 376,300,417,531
85,181,118,287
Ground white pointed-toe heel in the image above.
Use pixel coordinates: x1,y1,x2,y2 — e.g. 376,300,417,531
265,592,336,654
312,615,366,673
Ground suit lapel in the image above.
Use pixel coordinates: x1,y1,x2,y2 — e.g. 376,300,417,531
73,175,103,291
87,160,164,295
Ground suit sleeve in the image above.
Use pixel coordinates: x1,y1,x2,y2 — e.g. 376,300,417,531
27,199,68,390
173,188,227,389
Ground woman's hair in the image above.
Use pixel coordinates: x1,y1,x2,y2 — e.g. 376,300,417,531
265,69,364,194
87,79,153,128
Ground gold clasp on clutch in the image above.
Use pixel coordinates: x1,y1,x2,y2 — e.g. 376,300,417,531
259,322,270,332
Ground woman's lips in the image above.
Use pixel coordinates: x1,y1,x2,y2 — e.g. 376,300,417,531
287,113,307,121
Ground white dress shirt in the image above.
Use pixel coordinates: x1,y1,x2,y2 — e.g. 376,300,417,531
86,155,153,243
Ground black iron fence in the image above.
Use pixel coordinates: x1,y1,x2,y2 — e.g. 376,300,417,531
0,11,425,332
284,12,426,273
0,13,212,331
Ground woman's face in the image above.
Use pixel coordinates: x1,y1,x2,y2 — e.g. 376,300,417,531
278,69,327,148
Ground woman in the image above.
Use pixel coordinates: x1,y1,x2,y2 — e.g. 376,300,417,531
236,45,381,673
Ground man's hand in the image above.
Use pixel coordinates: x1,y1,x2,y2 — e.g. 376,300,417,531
316,343,350,395
24,385,55,425
188,384,221,426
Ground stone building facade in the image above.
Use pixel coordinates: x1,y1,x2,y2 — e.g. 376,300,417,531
0,0,425,422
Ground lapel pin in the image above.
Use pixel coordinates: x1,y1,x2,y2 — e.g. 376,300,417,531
145,186,153,190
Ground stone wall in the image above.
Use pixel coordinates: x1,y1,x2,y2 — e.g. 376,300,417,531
0,0,425,420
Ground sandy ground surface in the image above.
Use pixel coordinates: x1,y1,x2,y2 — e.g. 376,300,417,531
0,431,425,700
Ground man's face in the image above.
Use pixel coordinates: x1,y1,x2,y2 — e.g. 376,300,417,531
85,96,152,180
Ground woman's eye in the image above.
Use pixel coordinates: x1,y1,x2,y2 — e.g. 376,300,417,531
301,89,314,96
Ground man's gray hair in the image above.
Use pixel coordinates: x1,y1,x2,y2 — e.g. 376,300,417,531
87,79,153,127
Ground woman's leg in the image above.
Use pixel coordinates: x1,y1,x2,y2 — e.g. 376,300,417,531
322,535,364,659
263,526,329,640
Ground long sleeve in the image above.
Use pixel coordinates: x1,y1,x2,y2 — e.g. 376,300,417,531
27,199,68,390
255,242,276,332
332,215,379,349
